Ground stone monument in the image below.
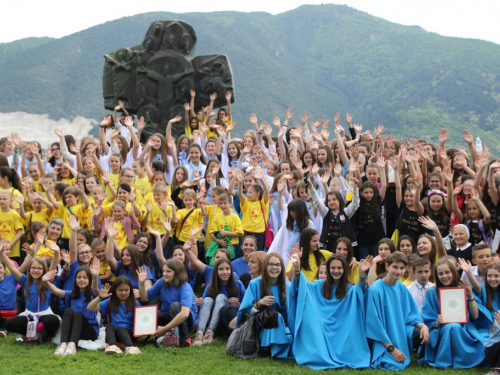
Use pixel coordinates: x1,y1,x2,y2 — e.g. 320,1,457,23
103,20,235,140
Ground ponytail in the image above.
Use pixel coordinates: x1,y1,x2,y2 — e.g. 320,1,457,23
0,166,22,191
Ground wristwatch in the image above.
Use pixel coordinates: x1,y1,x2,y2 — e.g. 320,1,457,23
387,345,395,353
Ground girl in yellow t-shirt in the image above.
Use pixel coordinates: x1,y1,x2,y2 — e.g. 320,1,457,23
286,228,332,282
132,158,150,196
175,189,205,243
0,166,24,214
0,190,24,259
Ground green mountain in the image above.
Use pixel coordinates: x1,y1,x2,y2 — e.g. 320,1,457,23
0,5,499,149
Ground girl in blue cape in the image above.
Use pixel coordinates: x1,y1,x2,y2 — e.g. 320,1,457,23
419,258,486,368
470,263,500,370
236,252,293,359
464,261,498,340
288,250,373,370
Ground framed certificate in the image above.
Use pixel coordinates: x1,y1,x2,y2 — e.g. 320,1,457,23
134,305,158,337
439,287,468,324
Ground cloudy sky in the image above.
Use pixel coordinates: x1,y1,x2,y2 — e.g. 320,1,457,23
1,0,499,45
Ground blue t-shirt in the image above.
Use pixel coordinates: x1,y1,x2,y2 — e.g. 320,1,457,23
99,298,140,331
0,274,19,311
114,262,154,289
231,258,249,277
201,265,239,284
202,279,246,301
19,274,51,312
64,291,99,335
187,267,197,290
147,280,198,322
55,262,102,309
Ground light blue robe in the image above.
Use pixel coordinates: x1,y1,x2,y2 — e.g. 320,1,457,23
365,279,422,371
418,286,486,368
236,278,293,359
289,272,370,369
473,286,498,340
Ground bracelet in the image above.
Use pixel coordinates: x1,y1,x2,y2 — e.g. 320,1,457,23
257,132,262,135
105,181,110,185
468,298,475,302
468,303,477,309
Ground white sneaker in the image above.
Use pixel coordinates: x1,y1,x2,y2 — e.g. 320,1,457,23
63,345,76,356
105,345,122,355
124,346,141,355
0,331,6,339
54,343,68,355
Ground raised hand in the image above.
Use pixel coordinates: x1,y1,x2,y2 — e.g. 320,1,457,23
99,283,112,299
359,255,374,273
160,216,172,234
346,113,353,125
147,225,160,237
68,215,80,232
90,258,100,277
42,269,58,283
457,258,473,275
225,91,232,102
462,130,473,145
418,216,438,231
210,92,217,101
60,249,70,264
286,107,294,121
136,266,150,284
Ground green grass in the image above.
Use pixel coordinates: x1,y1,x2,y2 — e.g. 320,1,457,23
0,335,490,374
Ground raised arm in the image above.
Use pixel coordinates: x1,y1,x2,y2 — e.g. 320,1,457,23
124,117,140,159
419,216,447,258
42,270,66,298
104,218,119,270
0,243,23,281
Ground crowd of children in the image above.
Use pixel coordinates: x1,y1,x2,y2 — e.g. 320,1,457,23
1,96,500,372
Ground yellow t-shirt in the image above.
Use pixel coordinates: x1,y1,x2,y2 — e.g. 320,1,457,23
61,178,75,185
403,279,414,287
147,204,173,235
349,265,360,285
113,220,129,249
207,117,232,139
286,250,332,282
204,205,223,247
0,187,24,210
132,176,151,196
0,209,24,257
58,204,86,239
22,209,52,228
240,197,268,233
36,242,56,258
106,174,120,197
209,212,244,245
99,259,116,282
176,208,204,242
34,180,44,193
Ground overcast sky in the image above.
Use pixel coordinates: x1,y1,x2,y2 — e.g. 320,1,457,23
1,1,499,45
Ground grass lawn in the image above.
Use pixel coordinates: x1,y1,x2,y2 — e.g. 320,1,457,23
0,335,490,375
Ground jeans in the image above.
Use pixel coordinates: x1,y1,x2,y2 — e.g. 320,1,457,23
357,245,377,259
197,295,229,333
157,302,192,340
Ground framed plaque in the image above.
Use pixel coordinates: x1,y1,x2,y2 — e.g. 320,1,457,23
439,287,468,324
134,305,158,337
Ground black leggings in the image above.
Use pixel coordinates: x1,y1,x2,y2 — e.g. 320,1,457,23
61,309,97,344
157,302,193,340
105,323,134,347
4,314,60,337
486,341,500,368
